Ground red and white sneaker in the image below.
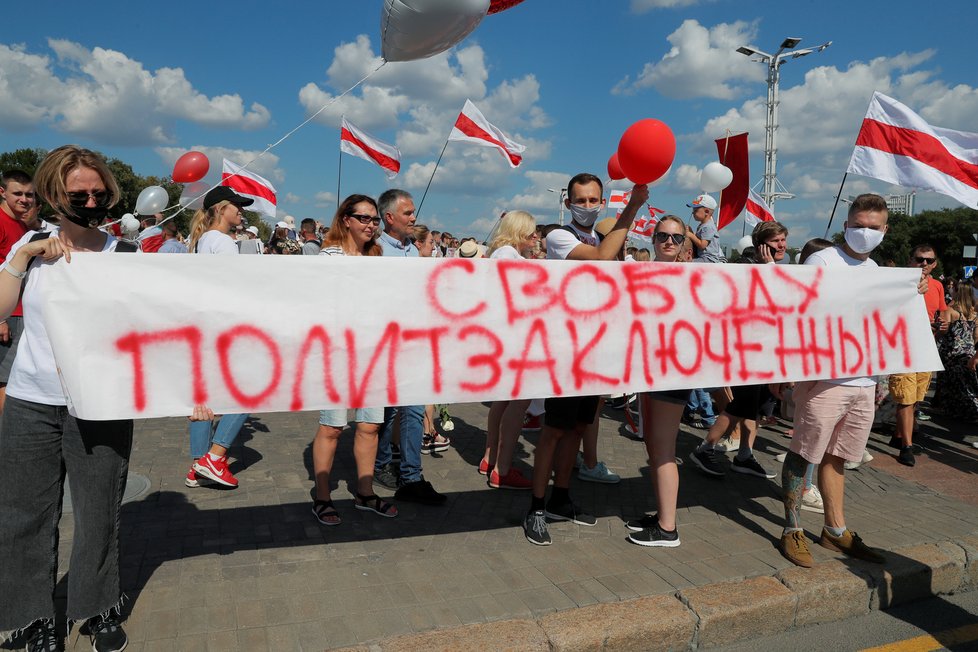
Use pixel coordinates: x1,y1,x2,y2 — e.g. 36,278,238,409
185,462,200,488
193,455,238,487
478,457,490,475
522,414,542,433
488,468,532,490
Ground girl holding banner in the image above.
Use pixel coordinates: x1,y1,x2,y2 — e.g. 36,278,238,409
0,146,132,652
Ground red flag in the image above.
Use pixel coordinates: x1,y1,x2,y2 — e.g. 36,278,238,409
715,132,749,230
340,117,401,179
744,188,775,227
448,100,525,167
847,92,978,208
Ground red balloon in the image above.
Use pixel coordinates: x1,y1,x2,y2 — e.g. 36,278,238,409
607,153,625,181
172,151,210,183
488,0,526,14
616,119,676,185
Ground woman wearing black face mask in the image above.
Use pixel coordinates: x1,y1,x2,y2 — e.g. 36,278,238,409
0,145,133,652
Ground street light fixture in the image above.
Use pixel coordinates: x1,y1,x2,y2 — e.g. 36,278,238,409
548,187,567,225
736,36,831,209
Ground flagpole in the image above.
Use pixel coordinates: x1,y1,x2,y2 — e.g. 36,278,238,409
337,138,343,211
824,172,848,238
416,137,450,218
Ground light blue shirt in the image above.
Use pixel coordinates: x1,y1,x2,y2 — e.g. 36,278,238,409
378,230,418,257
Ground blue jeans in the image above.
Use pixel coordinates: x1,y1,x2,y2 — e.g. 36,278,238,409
188,413,249,459
375,405,423,483
687,388,716,424
0,396,132,633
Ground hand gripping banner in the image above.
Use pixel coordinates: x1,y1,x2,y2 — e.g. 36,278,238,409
40,255,941,420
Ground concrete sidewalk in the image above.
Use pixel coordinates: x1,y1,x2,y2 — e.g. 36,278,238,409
8,401,978,651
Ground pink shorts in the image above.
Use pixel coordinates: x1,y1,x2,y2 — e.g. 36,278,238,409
788,380,876,464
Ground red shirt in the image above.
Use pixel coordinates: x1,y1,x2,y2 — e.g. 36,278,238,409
0,204,30,317
924,276,947,320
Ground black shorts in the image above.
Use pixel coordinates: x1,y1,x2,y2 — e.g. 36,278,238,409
544,395,601,430
645,388,692,405
725,384,764,420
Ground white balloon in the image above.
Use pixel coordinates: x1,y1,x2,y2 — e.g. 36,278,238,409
700,162,733,192
135,185,169,215
179,182,209,210
381,0,490,62
120,213,140,239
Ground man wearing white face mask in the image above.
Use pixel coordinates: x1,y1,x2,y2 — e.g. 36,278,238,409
777,193,896,568
524,173,648,546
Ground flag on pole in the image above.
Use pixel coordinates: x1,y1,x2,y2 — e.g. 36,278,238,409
847,91,978,209
608,190,631,209
340,118,401,178
222,159,277,219
715,132,750,230
744,187,775,228
448,100,525,167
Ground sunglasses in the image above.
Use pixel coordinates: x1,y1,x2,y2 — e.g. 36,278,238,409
914,256,935,265
348,213,381,226
67,190,110,208
653,232,686,246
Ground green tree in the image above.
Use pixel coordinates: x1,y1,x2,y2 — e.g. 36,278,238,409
0,148,47,177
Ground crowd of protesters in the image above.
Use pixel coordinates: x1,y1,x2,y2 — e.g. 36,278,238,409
0,147,964,651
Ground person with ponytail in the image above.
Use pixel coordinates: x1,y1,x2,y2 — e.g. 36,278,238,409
0,145,133,652
183,187,256,491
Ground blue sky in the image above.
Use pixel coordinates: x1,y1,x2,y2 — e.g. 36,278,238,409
3,0,977,248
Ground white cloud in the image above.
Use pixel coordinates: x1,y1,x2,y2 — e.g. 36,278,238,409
631,0,703,10
156,147,284,185
673,164,702,191
0,40,270,145
613,20,764,99
284,193,302,204
314,191,337,207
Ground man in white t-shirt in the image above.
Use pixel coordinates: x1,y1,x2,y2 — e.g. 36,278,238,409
777,193,896,568
524,172,648,546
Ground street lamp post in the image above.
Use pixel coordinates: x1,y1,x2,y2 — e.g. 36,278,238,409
736,37,831,209
548,187,567,225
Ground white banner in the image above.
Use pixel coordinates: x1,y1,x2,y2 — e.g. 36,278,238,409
40,255,941,420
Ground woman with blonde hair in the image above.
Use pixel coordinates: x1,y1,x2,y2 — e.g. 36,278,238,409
313,194,397,524
185,187,255,491
0,145,134,651
481,210,540,489
413,224,434,258
934,281,978,421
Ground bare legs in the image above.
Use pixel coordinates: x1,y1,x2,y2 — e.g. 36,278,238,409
641,396,684,531
313,422,380,501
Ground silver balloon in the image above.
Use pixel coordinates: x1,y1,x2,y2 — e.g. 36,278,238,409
381,0,490,62
135,185,169,215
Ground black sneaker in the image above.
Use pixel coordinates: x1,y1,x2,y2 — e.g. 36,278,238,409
523,510,552,546
420,434,450,455
628,522,681,547
889,437,922,454
898,446,916,467
26,621,63,652
395,477,447,505
544,500,597,526
624,513,658,532
87,614,128,652
372,462,399,490
730,455,776,479
689,447,725,477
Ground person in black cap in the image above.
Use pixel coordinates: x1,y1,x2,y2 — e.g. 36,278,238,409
187,187,254,254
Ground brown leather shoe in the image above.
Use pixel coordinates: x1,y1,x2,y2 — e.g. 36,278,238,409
779,530,813,568
819,528,885,563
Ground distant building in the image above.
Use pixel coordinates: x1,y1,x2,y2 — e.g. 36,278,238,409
885,193,915,216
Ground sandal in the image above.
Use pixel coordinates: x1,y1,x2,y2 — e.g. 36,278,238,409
312,499,341,526
354,492,398,518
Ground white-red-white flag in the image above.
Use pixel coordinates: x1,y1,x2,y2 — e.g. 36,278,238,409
847,92,978,209
630,214,656,238
340,118,401,179
222,159,277,219
448,100,525,168
743,187,775,228
608,190,631,209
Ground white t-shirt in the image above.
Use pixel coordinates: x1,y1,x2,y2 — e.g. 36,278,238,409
4,228,128,405
805,245,877,387
546,223,598,261
195,230,238,255
489,245,523,260
319,245,346,257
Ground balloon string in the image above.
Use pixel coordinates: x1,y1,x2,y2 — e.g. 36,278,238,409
126,59,389,231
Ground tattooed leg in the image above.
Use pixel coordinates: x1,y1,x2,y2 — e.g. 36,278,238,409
781,451,808,532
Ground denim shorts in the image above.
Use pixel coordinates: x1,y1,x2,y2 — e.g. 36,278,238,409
319,407,385,427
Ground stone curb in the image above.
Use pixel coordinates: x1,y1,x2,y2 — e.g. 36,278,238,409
335,535,978,651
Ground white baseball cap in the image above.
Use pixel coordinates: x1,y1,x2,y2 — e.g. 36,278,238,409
246,226,259,236
687,194,718,211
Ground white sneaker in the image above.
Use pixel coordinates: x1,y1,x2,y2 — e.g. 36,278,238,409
775,452,788,463
973,441,978,450
801,485,824,513
715,437,741,453
844,449,873,470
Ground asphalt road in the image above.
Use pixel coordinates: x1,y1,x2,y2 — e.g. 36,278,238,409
715,590,978,651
